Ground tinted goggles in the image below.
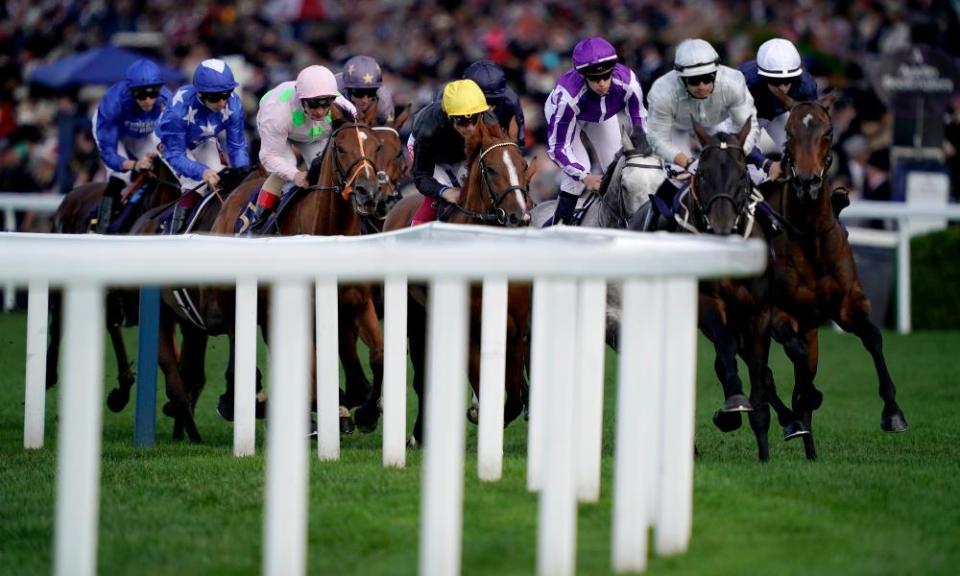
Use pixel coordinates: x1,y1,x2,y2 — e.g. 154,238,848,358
684,73,716,87
450,113,481,126
132,87,162,101
302,96,335,109
200,90,232,103
351,88,379,99
583,69,614,82
764,77,795,88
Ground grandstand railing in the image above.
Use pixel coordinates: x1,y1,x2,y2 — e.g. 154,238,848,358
1,225,765,576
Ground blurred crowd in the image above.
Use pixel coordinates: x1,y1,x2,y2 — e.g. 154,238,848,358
1,0,959,211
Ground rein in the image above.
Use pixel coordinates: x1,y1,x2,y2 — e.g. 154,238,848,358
447,140,530,226
307,123,381,198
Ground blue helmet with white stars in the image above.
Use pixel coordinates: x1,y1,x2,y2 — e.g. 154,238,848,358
192,59,238,93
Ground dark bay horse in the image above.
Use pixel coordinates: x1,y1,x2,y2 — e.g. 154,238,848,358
765,92,908,459
46,160,181,412
383,120,535,445
207,118,387,438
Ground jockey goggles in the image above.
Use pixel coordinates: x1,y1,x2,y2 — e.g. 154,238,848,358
684,72,716,87
764,76,795,88
351,88,379,99
132,86,162,100
582,68,614,82
450,113,481,126
302,96,336,109
199,90,232,103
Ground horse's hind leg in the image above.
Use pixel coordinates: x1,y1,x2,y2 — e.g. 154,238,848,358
179,324,207,412
763,367,808,441
157,313,201,443
742,323,772,461
788,328,820,461
105,295,136,412
836,295,908,432
46,289,62,389
338,320,372,409
353,297,385,433
409,292,428,446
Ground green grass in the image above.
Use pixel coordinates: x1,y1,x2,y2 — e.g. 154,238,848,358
1,311,959,575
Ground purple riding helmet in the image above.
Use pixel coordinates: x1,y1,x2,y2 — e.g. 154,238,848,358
342,55,383,91
572,37,618,75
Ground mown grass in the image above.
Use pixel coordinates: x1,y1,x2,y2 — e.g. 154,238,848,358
1,311,958,575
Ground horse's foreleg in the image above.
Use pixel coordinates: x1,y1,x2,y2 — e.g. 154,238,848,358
46,289,62,389
353,297,385,433
836,294,908,432
503,324,526,427
157,312,188,440
105,319,135,413
763,366,807,440
789,328,820,461
338,319,371,409
742,317,772,462
409,293,428,446
174,322,204,443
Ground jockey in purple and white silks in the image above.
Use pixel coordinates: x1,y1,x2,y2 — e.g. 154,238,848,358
544,36,648,225
92,59,172,233
155,58,250,234
645,38,759,208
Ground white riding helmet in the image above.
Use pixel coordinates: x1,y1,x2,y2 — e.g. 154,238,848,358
296,65,339,100
674,39,719,77
757,38,802,78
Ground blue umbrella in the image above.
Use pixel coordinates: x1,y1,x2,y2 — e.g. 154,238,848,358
29,46,185,89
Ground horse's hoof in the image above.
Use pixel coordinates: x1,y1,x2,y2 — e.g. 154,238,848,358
712,410,742,432
782,421,809,441
354,405,379,433
340,415,355,436
466,405,479,425
162,401,177,418
881,411,909,433
106,387,131,413
216,396,234,422
308,419,318,440
407,435,420,449
255,397,268,420
721,394,753,413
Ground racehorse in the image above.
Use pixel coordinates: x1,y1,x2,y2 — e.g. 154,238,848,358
383,119,535,445
530,130,665,348
205,117,387,440
45,159,181,412
764,91,908,459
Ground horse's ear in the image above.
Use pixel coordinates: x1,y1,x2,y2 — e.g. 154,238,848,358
330,104,350,130
818,90,839,111
737,116,753,147
391,104,412,131
767,83,799,109
691,115,711,146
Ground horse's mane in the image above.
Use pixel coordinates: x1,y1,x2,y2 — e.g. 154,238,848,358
598,130,654,196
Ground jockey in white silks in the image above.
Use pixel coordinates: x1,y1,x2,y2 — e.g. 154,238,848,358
543,36,648,225
243,65,357,234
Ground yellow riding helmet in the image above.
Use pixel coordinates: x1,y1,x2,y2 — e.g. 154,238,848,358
442,79,489,117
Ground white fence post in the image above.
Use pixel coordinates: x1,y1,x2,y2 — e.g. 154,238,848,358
383,276,408,467
478,276,508,481
526,278,548,492
24,280,49,449
54,283,104,576
655,277,698,556
3,207,15,311
234,278,258,457
575,278,606,502
264,281,311,576
419,278,469,576
315,278,340,461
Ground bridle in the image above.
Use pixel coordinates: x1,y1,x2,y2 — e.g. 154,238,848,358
781,103,834,201
449,140,531,227
687,139,756,236
309,122,381,199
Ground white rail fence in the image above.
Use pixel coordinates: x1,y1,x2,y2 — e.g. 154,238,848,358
3,225,766,575
0,192,64,311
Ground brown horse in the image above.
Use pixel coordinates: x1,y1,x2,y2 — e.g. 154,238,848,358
766,91,908,460
202,118,387,438
46,159,181,413
383,119,535,445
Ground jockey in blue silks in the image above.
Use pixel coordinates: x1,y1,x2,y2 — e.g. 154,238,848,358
155,58,250,234
544,36,648,225
92,59,172,233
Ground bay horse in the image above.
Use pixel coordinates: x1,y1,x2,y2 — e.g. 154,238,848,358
46,159,181,412
204,118,387,440
765,91,908,459
382,119,535,445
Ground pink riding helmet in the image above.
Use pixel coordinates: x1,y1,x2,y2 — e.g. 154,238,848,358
296,65,339,100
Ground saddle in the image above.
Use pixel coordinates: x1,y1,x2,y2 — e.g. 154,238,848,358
88,181,151,234
234,181,298,235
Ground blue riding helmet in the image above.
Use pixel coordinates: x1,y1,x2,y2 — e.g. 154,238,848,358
342,55,383,89
125,59,164,89
192,59,239,93
463,60,507,100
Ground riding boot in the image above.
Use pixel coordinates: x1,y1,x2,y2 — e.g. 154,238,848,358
169,190,201,235
96,177,126,234
245,205,275,236
549,191,578,226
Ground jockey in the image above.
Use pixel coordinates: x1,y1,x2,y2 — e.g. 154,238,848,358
645,38,759,207
92,59,172,233
155,58,250,235
409,79,498,225
336,55,395,125
463,60,526,149
544,36,648,225
245,65,358,234
739,38,818,182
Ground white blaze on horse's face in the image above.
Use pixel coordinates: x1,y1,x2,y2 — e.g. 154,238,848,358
501,148,528,217
802,113,814,128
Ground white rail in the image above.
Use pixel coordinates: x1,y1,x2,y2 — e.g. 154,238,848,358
1,225,765,576
0,192,64,311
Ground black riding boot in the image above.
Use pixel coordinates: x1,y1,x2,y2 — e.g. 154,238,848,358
96,176,126,233
170,203,189,235
245,205,275,236
550,191,578,226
